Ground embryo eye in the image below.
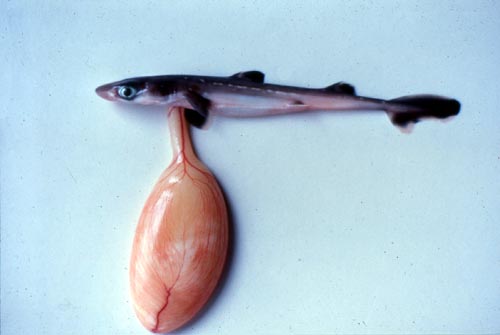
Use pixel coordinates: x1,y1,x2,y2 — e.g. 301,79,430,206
118,86,137,100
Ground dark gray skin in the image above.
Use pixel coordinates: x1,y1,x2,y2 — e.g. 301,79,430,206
96,71,460,130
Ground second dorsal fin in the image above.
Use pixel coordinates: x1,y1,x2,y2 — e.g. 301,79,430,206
230,71,265,83
325,82,356,95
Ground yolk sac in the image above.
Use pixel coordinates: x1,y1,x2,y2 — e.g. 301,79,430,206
129,106,228,333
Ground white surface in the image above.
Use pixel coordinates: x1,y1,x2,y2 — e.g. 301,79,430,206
2,1,500,334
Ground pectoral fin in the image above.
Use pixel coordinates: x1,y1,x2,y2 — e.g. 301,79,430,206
230,71,265,83
184,108,208,128
184,91,211,128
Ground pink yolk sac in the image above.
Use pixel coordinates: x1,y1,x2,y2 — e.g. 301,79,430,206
129,107,228,333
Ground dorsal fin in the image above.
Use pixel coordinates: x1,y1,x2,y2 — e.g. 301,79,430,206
324,82,356,95
230,71,265,83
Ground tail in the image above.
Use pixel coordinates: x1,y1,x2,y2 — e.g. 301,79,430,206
386,95,461,131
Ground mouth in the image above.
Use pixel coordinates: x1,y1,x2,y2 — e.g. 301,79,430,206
95,84,118,101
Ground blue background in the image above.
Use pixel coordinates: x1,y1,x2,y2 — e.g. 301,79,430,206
2,1,499,334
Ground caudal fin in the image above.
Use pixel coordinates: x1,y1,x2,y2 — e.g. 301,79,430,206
387,95,460,131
